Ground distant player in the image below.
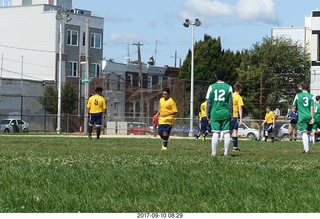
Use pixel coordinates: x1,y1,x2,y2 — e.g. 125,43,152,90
261,106,275,142
199,99,210,142
311,95,320,143
231,82,244,151
154,88,178,151
293,81,314,153
87,87,107,140
206,69,233,157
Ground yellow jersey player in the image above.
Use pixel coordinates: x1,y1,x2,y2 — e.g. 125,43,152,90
154,88,178,150
231,82,244,151
87,87,107,139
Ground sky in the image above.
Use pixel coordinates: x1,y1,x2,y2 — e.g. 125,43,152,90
70,0,320,67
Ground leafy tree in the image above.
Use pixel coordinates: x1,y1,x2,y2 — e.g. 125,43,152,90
38,85,58,114
61,81,78,114
38,82,78,115
236,36,311,118
179,34,242,117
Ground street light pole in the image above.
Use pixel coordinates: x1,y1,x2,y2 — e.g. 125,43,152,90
183,18,201,137
57,20,62,134
56,11,72,134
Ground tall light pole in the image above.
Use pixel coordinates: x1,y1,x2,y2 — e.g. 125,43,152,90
56,11,72,134
183,18,201,137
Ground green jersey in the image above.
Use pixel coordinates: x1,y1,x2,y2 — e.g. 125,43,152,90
206,81,233,120
293,92,314,123
314,102,320,123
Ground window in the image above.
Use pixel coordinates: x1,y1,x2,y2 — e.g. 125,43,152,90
67,30,78,46
148,76,152,89
67,61,78,77
158,76,163,91
82,32,86,47
90,33,101,49
89,63,100,78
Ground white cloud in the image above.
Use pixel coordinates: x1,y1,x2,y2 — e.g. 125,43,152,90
109,32,142,43
181,0,280,25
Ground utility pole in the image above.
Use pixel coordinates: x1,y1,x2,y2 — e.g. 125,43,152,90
170,50,179,67
84,17,90,134
133,42,144,122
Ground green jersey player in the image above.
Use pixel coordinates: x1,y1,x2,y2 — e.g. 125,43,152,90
293,81,314,153
206,69,233,157
311,95,320,143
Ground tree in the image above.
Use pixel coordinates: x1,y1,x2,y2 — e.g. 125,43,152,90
61,81,78,114
38,82,78,115
179,34,241,117
236,36,311,118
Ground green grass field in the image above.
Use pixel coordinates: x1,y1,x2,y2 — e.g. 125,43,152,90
0,135,319,213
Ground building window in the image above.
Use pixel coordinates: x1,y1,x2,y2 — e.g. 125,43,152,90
67,61,78,77
67,30,78,46
148,76,152,89
89,63,100,78
82,32,86,47
318,34,320,61
114,101,119,117
91,33,101,49
158,76,163,91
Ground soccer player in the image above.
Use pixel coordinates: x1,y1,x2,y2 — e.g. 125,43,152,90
199,99,210,142
154,88,178,150
311,95,320,143
87,87,107,139
206,69,233,157
293,81,314,153
287,106,298,141
231,82,244,151
261,106,275,142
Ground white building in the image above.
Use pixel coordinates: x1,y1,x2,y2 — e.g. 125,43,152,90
0,0,104,83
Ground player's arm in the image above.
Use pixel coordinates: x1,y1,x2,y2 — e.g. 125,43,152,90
238,104,243,126
228,87,233,120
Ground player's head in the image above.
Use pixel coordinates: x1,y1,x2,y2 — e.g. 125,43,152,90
300,81,309,91
233,82,243,93
266,106,272,112
215,69,226,81
292,106,297,111
316,95,320,102
162,88,171,100
95,87,103,94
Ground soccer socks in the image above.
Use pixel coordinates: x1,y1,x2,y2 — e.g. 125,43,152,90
211,133,219,156
232,136,238,149
88,126,93,138
96,127,101,139
302,132,309,153
224,133,231,156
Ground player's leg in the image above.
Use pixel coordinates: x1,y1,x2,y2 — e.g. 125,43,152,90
222,119,231,156
231,118,240,151
210,120,220,156
88,113,94,139
95,113,103,139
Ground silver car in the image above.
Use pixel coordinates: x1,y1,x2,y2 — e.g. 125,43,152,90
238,123,260,139
0,119,29,133
277,123,301,139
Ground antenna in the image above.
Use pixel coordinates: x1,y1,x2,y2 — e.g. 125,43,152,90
154,40,158,65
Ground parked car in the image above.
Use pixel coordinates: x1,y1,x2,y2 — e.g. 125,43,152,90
127,122,151,135
0,118,29,133
238,123,260,139
277,123,302,139
171,123,199,137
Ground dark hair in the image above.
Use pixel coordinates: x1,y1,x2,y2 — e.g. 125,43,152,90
215,69,226,81
316,95,320,101
162,88,170,94
95,87,103,93
233,82,243,92
300,81,309,91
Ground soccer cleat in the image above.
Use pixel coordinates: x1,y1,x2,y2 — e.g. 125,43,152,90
233,148,240,152
161,146,167,151
201,135,206,142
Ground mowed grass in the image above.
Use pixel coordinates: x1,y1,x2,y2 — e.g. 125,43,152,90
0,135,320,213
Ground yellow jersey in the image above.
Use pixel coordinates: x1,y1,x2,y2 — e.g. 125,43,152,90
232,92,244,118
265,111,275,124
158,97,178,125
87,94,107,114
200,101,207,119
